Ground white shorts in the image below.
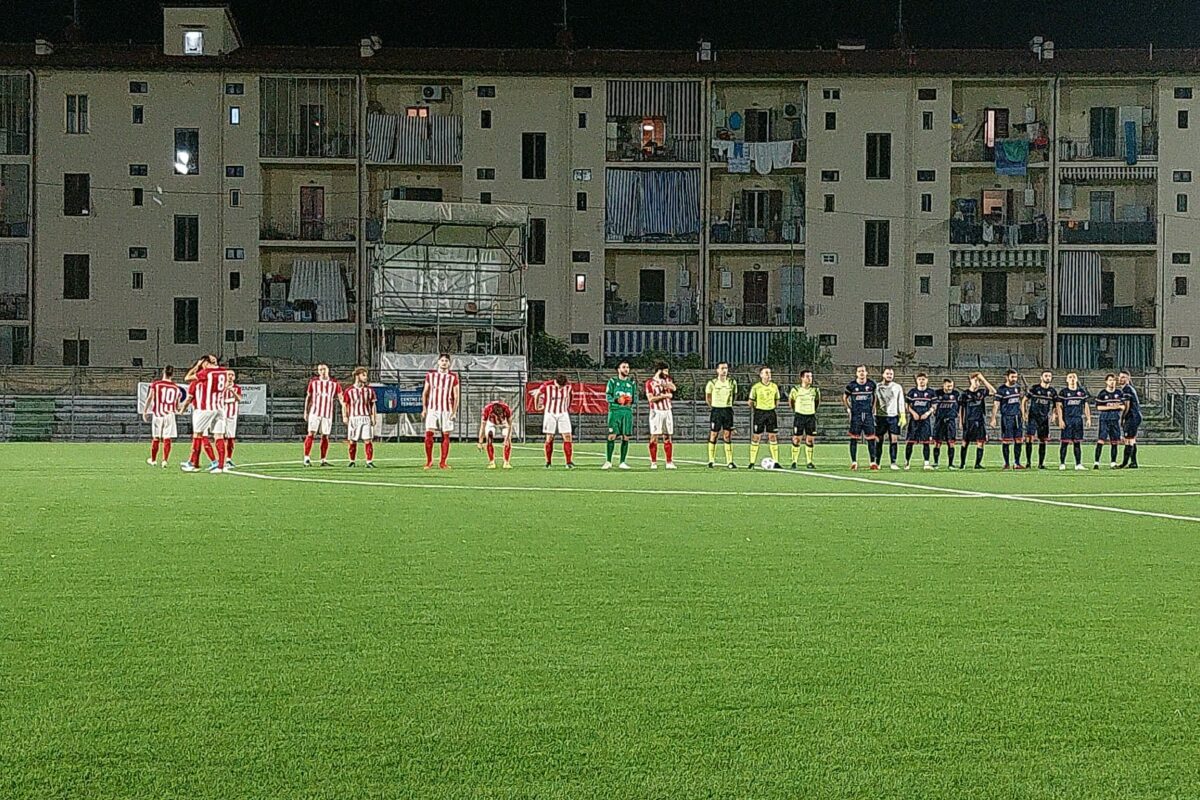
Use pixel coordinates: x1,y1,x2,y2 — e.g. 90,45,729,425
192,409,221,437
219,415,238,439
346,415,373,442
424,410,454,433
484,420,511,439
542,411,572,436
307,413,333,436
649,409,675,436
151,415,178,440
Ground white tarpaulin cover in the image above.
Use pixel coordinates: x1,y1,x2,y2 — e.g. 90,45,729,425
137,383,268,416
379,353,526,376
383,200,527,228
375,244,510,313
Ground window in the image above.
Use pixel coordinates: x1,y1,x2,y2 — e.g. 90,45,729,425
63,173,90,216
63,255,89,299
914,335,934,347
921,193,933,213
866,133,892,179
132,105,144,124
229,271,241,290
573,86,592,99
174,128,199,175
824,194,835,212
477,85,496,98
66,94,89,134
479,192,492,204
131,271,143,290
922,110,934,131
477,167,496,180
916,169,936,182
527,218,546,264
128,247,148,259
128,328,148,341
1172,252,1191,264
919,276,931,294
571,250,590,263
570,332,590,345
820,253,838,265
62,339,89,366
528,299,546,334
1172,336,1191,348
1178,193,1189,213
173,298,199,344
818,334,837,346
822,88,840,101
129,164,148,176
129,81,148,94
406,106,429,119
225,329,245,343
225,165,244,178
229,106,240,125
864,220,890,266
1180,110,1190,129
1175,276,1189,296
822,276,835,296
522,133,547,179
225,247,245,260
174,215,199,261
1174,170,1192,182
915,252,935,265
229,189,240,207
183,30,204,55
133,188,144,206
918,88,937,101
864,302,890,349
573,169,592,181
824,111,836,131
578,112,587,129
225,82,244,95
576,192,587,211
575,274,587,292
820,170,839,182
480,109,492,129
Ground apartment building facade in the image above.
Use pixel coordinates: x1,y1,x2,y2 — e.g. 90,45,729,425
2,4,1200,373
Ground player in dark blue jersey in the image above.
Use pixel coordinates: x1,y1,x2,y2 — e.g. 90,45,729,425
1117,370,1142,468
904,373,937,470
1056,371,1092,470
958,372,995,469
931,378,961,469
1094,373,1128,469
1023,370,1058,469
991,369,1026,470
843,365,878,471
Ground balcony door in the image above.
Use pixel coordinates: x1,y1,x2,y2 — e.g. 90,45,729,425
639,268,665,324
743,271,769,326
1089,190,1115,223
1089,107,1117,158
982,271,1008,326
300,186,325,240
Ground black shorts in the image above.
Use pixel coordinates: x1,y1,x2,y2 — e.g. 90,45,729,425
907,419,932,443
875,415,901,437
932,417,958,444
963,420,988,444
752,409,778,435
1122,416,1142,439
792,413,817,437
1098,418,1123,443
1061,420,1084,443
1000,416,1023,442
1025,416,1050,441
849,411,876,438
710,407,735,433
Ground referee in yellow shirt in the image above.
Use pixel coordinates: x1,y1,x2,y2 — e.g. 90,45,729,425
747,366,782,469
705,362,738,468
788,369,821,469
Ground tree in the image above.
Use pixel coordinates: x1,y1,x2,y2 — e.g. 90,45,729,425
529,331,597,369
765,332,833,373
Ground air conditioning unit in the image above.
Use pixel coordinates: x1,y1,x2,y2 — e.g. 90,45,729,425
421,85,445,101
783,102,801,119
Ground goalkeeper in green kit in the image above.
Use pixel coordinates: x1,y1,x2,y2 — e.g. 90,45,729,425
603,360,637,470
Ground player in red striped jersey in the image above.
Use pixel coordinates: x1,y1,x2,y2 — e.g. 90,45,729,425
217,372,243,468
422,353,460,469
303,363,342,467
538,373,575,468
141,365,184,468
645,361,677,469
182,355,235,473
477,399,514,469
341,367,377,468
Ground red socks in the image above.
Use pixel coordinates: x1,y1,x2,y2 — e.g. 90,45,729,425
545,440,554,464
564,440,573,464
440,433,450,466
216,438,226,470
649,441,658,463
319,436,329,460
162,440,172,461
190,437,203,467
503,441,511,463
348,442,358,460
364,441,373,462
202,439,216,462
226,439,235,457
664,441,673,463
304,434,314,457
486,441,495,461
150,440,159,461
424,431,435,465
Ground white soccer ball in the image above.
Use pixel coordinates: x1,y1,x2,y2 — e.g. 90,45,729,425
761,457,776,470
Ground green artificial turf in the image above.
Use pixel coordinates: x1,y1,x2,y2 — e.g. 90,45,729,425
3,441,1199,799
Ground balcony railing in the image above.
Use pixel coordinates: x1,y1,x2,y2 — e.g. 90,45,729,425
604,299,698,326
710,138,807,166
950,218,1049,245
710,219,805,245
605,131,703,163
0,293,29,321
259,133,356,159
951,138,1049,163
949,300,1048,328
1058,132,1158,162
260,215,358,243
1059,220,1156,245
709,302,805,327
1059,306,1156,329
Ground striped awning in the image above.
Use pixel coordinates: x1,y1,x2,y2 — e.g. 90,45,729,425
1060,165,1156,181
604,328,699,358
951,249,1048,269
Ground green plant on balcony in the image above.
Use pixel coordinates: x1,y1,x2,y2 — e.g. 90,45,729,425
530,331,597,369
766,331,832,372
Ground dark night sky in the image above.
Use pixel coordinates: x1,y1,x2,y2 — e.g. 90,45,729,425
4,0,1200,50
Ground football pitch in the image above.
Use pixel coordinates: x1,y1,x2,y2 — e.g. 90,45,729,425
4,441,1200,799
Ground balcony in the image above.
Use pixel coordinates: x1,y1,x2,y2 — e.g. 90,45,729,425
0,74,31,156
711,219,805,246
1059,305,1155,329
365,112,463,165
605,299,698,326
1059,220,1156,245
259,77,357,160
949,299,1048,328
0,293,29,321
261,260,355,324
710,138,807,168
259,215,358,244
709,301,804,328
952,137,1049,164
606,128,703,164
950,217,1049,246
1059,131,1157,162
